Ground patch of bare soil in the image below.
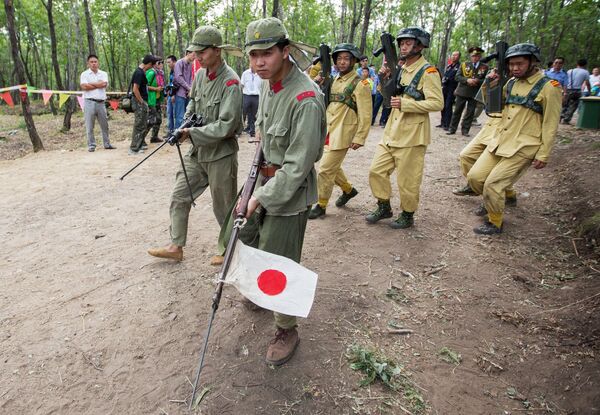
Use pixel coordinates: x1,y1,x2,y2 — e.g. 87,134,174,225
1,109,598,415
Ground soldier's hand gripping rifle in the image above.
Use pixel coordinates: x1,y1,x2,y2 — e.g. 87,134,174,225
373,32,402,97
312,43,332,107
119,113,204,206
481,41,509,115
188,142,264,409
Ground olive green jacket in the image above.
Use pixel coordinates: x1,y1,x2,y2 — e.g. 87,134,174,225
185,61,242,162
254,64,327,215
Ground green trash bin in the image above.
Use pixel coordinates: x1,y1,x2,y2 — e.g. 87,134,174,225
576,96,600,129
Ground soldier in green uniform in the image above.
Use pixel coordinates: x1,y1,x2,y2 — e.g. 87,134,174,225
308,43,372,219
240,17,326,365
147,26,243,261
447,46,489,137
365,27,443,229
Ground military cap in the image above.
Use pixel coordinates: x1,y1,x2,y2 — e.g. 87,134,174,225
187,26,223,51
396,26,430,48
332,43,361,60
187,26,243,57
468,46,485,55
505,43,541,62
244,17,317,70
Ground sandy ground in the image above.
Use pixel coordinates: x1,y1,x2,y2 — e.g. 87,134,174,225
0,109,599,415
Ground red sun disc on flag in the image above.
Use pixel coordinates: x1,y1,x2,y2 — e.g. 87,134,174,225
257,269,287,296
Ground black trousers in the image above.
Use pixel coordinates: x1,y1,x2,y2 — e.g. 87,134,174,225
449,95,477,134
243,94,259,135
440,84,457,128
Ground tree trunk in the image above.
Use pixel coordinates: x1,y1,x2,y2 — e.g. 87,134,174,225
193,0,199,28
83,0,96,56
25,17,57,114
339,0,347,43
142,0,155,54
5,0,44,151
154,0,164,58
170,0,184,56
62,1,82,132
262,0,266,17
42,0,65,91
272,0,279,18
358,0,372,55
230,0,244,75
349,0,365,45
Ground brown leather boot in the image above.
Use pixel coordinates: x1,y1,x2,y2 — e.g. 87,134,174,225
266,327,299,366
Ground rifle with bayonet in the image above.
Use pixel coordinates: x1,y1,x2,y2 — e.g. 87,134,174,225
480,41,509,115
373,32,402,97
312,43,332,107
119,113,203,206
188,142,264,410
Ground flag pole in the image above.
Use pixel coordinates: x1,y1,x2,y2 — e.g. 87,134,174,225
188,144,264,409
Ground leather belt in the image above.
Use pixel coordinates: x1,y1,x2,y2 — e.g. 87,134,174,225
260,163,280,184
260,163,280,177
86,98,105,103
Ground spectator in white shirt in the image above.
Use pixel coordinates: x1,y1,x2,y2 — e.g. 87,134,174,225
240,66,262,138
80,54,114,151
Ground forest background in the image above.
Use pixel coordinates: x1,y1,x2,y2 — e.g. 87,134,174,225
1,0,599,94
0,0,599,144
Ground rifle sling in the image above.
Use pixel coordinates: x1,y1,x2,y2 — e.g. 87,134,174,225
329,76,361,111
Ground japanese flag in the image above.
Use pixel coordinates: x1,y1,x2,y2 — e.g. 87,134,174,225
224,241,318,318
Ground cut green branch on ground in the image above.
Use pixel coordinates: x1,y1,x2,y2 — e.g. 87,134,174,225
346,344,426,414
439,347,462,365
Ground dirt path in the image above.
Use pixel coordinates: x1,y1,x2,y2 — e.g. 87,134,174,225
1,111,598,415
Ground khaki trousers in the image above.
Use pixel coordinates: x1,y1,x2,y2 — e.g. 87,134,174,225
317,147,353,207
169,152,237,246
368,143,426,213
460,140,516,195
467,147,535,221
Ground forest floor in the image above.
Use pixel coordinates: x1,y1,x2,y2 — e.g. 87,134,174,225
1,107,599,415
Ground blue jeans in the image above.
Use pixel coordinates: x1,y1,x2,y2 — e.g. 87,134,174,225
166,96,175,133
174,96,189,129
372,92,383,125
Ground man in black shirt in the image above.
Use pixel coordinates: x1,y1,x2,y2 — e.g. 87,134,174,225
438,51,461,130
129,54,159,155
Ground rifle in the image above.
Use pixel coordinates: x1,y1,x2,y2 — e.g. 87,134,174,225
312,43,332,107
481,41,509,115
119,113,204,206
373,32,402,97
188,143,264,409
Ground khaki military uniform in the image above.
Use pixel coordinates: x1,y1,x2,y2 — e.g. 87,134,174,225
242,64,326,329
316,72,372,207
169,61,242,246
459,115,501,177
467,70,562,227
369,55,443,213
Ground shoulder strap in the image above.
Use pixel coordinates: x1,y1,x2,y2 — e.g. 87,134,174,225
402,63,431,101
505,77,549,114
329,75,361,111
